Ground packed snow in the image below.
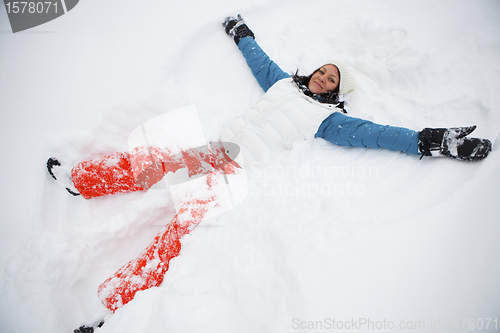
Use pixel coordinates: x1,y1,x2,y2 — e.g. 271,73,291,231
1,0,500,332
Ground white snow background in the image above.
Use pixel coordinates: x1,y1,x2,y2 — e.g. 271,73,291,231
1,0,500,332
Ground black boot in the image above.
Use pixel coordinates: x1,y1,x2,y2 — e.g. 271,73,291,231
74,326,94,333
46,158,81,196
418,125,492,161
46,157,61,180
73,321,104,333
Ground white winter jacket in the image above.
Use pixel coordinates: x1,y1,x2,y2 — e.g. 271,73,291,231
219,78,342,167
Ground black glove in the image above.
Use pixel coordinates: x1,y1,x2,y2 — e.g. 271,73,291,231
223,14,255,45
418,125,492,161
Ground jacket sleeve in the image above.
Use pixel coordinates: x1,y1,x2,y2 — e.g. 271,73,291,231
315,112,420,155
238,36,291,92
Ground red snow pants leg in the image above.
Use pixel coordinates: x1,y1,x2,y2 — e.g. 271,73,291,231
71,152,150,199
70,145,235,200
70,147,187,199
97,171,222,312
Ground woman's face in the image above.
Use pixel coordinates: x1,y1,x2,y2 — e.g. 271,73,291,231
308,64,340,94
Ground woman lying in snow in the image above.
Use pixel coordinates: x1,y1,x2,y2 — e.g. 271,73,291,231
49,15,492,330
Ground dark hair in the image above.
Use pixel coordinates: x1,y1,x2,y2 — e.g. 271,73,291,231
291,68,345,112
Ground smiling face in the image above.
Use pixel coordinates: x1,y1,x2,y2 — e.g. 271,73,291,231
308,64,340,94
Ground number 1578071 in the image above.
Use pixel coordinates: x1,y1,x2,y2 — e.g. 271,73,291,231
5,2,58,14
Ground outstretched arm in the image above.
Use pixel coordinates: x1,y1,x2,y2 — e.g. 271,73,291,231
223,15,290,92
315,113,492,161
315,112,420,155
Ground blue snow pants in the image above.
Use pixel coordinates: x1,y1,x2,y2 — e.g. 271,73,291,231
315,112,420,155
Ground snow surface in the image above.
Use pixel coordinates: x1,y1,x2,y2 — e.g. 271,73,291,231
1,0,500,332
